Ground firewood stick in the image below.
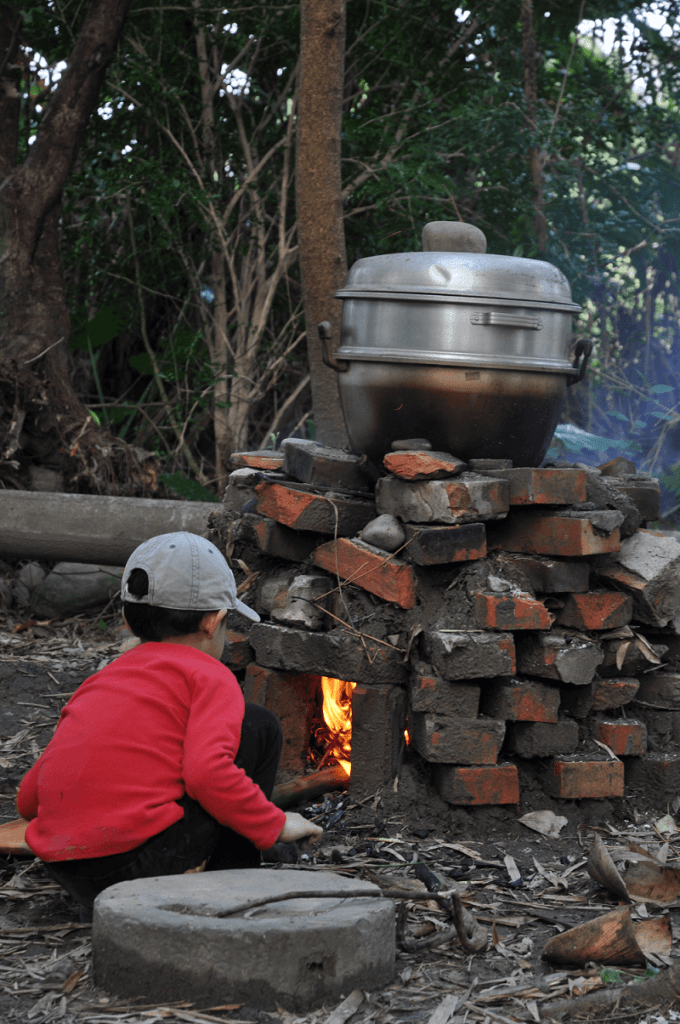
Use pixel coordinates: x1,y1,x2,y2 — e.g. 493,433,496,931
271,764,349,809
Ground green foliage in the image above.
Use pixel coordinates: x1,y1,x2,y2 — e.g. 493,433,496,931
158,473,220,503
14,0,680,487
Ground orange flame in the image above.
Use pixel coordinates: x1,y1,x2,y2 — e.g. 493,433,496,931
320,676,356,777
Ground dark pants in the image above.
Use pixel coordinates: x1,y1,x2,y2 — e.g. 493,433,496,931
42,704,282,911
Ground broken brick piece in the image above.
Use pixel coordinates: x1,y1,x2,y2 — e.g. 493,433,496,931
230,450,285,471
481,678,560,722
382,451,466,481
255,482,375,536
410,713,505,764
409,665,480,717
376,474,509,525
597,564,680,629
402,522,486,565
489,513,620,557
433,763,519,806
474,592,551,630
516,632,603,686
422,630,516,680
243,514,319,562
479,467,587,506
500,553,591,594
506,720,578,758
312,537,416,609
598,720,647,756
556,591,633,631
223,630,254,671
543,757,625,799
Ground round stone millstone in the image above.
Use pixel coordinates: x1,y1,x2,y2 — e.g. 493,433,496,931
92,869,395,1011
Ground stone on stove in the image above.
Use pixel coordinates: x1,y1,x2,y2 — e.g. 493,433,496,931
271,574,331,631
222,467,262,512
359,514,406,553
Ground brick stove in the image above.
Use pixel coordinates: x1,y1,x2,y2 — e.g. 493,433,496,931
207,439,680,811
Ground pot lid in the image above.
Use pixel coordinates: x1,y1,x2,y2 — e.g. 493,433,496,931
336,251,580,311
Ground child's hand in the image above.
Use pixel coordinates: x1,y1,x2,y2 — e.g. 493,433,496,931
278,812,323,844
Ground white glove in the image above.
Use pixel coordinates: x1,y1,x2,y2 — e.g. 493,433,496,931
277,811,323,844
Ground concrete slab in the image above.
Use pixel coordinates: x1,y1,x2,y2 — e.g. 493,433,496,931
93,869,395,1011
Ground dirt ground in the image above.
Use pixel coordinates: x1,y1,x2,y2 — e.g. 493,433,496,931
1,609,679,1024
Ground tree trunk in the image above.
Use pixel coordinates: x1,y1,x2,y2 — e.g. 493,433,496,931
0,0,160,497
520,0,548,253
296,0,349,449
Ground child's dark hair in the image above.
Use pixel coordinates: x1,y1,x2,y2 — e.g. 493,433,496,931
122,568,221,643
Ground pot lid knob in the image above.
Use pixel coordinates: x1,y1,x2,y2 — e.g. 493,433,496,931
422,221,487,254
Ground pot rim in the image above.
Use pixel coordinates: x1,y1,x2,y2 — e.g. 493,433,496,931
333,347,579,375
336,287,582,313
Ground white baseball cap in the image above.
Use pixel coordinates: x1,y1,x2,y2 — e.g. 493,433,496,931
120,532,260,622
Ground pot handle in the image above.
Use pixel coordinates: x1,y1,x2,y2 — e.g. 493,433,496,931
569,339,592,385
318,321,349,373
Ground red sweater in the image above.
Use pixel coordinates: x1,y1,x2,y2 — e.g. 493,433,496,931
17,643,286,861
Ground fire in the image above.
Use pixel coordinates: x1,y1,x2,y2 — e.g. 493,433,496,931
320,676,356,777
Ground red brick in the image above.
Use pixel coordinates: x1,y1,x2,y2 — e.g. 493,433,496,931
223,630,254,671
489,513,620,557
383,451,466,481
255,482,375,535
507,720,578,758
403,523,486,565
409,666,481,717
351,685,407,797
544,758,625,799
376,474,509,525
245,514,319,562
556,591,633,630
480,467,587,506
422,630,516,680
231,450,284,471
410,713,505,764
481,679,560,722
243,664,318,773
313,537,416,609
433,763,519,805
598,720,647,756
474,592,551,631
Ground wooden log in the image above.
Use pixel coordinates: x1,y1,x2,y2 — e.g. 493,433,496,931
0,491,214,564
271,765,350,808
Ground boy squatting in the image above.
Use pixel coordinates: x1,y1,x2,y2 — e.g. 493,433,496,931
16,532,322,916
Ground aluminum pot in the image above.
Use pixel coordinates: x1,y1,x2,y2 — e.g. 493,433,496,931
321,222,590,467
